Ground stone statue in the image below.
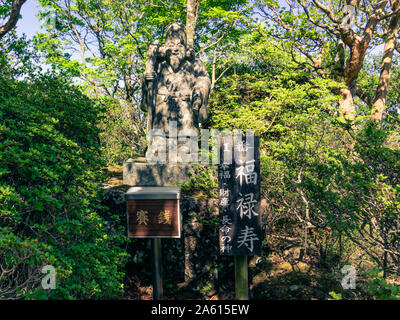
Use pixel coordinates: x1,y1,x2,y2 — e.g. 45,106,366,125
140,23,211,137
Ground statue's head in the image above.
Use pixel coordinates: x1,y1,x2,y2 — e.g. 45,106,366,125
161,23,194,72
165,23,187,46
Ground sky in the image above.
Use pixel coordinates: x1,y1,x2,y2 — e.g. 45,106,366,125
14,0,384,58
16,0,42,39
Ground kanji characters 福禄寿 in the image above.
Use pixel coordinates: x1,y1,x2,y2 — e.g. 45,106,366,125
236,192,259,219
237,226,259,253
235,159,257,185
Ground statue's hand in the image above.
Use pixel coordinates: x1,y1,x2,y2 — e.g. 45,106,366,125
192,88,203,109
192,99,201,111
144,71,156,81
193,89,208,123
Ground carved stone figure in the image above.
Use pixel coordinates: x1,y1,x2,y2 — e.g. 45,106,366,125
140,23,211,136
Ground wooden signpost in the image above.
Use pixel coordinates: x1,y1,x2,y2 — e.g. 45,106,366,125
218,134,261,300
126,186,181,300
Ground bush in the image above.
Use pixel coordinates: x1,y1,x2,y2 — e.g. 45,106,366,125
0,75,128,299
180,166,218,198
363,269,400,300
98,96,147,166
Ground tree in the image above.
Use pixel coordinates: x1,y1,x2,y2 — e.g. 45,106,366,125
0,73,128,298
186,0,200,47
372,0,400,120
0,0,26,39
209,28,344,263
255,0,400,122
209,25,400,278
35,0,250,163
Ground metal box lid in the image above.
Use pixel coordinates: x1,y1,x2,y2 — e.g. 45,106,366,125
125,186,181,200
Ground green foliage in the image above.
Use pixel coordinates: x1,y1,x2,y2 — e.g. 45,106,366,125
209,26,400,281
34,0,250,164
180,166,218,198
199,281,213,295
97,96,147,165
0,0,18,23
301,122,400,274
209,29,342,201
188,212,219,226
0,32,43,79
2,0,399,300
0,74,128,299
364,269,400,300
329,291,342,300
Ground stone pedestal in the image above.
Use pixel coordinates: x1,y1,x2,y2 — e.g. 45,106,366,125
122,158,221,296
123,157,197,186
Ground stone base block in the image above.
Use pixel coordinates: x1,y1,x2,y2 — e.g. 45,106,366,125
123,158,196,186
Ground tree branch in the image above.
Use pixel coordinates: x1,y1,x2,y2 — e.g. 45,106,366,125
0,0,27,39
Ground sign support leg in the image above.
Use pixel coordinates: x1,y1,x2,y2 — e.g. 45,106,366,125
151,238,163,300
235,255,248,300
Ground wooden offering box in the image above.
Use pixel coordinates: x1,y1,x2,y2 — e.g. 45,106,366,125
126,187,181,238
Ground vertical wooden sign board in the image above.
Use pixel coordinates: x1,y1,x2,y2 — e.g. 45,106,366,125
218,134,262,256
218,134,261,300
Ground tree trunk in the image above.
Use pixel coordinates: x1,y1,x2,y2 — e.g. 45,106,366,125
186,0,199,48
339,87,355,120
337,1,388,121
0,0,27,39
372,1,400,121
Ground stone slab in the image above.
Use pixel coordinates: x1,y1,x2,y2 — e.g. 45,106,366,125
123,158,197,186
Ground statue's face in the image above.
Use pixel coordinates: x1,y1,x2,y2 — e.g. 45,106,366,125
166,38,186,72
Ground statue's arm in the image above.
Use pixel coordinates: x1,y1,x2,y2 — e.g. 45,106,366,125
144,40,159,80
141,40,160,113
192,58,211,123
140,76,148,112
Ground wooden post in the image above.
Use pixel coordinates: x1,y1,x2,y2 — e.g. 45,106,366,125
235,255,248,300
218,136,260,300
126,187,181,300
151,238,163,300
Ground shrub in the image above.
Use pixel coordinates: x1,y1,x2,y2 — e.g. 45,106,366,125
363,269,400,300
180,165,218,198
0,75,128,299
